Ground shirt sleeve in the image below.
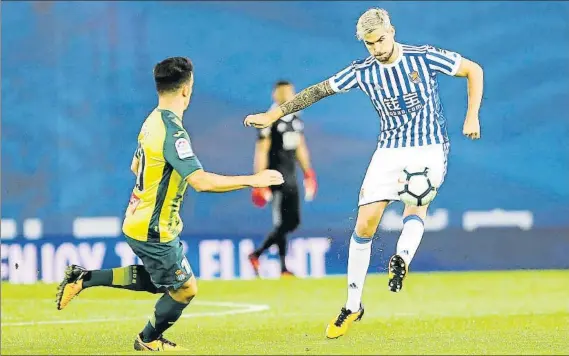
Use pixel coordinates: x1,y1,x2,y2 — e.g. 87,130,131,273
163,128,203,179
327,63,360,93
133,143,143,159
257,127,272,140
425,45,463,76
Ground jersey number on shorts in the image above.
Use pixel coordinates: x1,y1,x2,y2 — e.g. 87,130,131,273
135,150,146,192
181,257,192,275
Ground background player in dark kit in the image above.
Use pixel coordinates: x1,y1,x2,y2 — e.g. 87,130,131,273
248,81,318,277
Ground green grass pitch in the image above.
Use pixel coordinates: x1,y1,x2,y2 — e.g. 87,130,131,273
2,270,568,355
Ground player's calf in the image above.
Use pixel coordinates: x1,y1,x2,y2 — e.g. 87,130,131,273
139,276,197,347
170,276,198,303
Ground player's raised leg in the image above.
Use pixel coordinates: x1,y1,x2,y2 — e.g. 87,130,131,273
390,143,448,292
326,200,388,339
56,264,162,310
388,204,428,293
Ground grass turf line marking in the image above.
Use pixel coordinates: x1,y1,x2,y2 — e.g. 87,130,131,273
1,300,270,327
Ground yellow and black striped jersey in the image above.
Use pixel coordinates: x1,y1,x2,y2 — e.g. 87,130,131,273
122,109,202,243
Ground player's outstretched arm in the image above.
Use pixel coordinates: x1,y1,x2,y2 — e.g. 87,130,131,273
244,80,337,129
164,126,283,193
186,169,284,193
455,58,484,140
278,80,336,117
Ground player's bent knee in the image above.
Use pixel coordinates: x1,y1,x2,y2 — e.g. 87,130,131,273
355,202,387,237
171,276,198,303
183,276,198,297
355,215,380,237
356,207,381,238
354,224,376,238
278,218,299,234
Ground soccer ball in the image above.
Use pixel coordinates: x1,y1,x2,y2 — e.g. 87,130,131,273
397,166,437,206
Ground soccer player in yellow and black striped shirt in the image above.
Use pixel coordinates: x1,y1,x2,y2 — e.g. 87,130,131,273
55,57,283,351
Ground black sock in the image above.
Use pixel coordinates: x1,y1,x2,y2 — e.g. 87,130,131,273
82,270,112,288
276,236,288,272
141,293,191,342
83,265,162,293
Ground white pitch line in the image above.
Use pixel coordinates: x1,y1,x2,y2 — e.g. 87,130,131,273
1,300,270,327
275,309,568,319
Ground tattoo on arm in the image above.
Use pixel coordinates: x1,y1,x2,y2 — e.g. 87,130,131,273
279,80,336,115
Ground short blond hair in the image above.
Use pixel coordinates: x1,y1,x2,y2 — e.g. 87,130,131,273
356,8,392,41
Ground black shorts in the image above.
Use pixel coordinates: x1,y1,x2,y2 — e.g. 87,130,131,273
271,183,300,228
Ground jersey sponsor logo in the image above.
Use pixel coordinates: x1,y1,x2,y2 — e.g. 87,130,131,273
382,93,424,116
175,138,194,159
173,130,185,138
408,71,422,84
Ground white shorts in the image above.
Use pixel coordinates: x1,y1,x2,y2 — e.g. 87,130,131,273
358,143,449,206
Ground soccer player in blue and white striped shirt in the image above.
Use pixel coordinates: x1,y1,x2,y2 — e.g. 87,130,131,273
244,8,484,338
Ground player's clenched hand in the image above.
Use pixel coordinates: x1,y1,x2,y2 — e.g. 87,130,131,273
244,113,275,129
463,115,481,140
250,169,284,188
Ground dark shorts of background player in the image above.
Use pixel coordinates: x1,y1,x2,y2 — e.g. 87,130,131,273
125,235,193,291
271,181,300,230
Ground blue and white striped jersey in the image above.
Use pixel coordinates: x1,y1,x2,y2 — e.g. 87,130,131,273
328,43,462,148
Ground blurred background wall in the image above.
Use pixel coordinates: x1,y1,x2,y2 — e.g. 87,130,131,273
2,1,568,282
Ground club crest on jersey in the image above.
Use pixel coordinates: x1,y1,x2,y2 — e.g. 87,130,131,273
408,71,422,84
